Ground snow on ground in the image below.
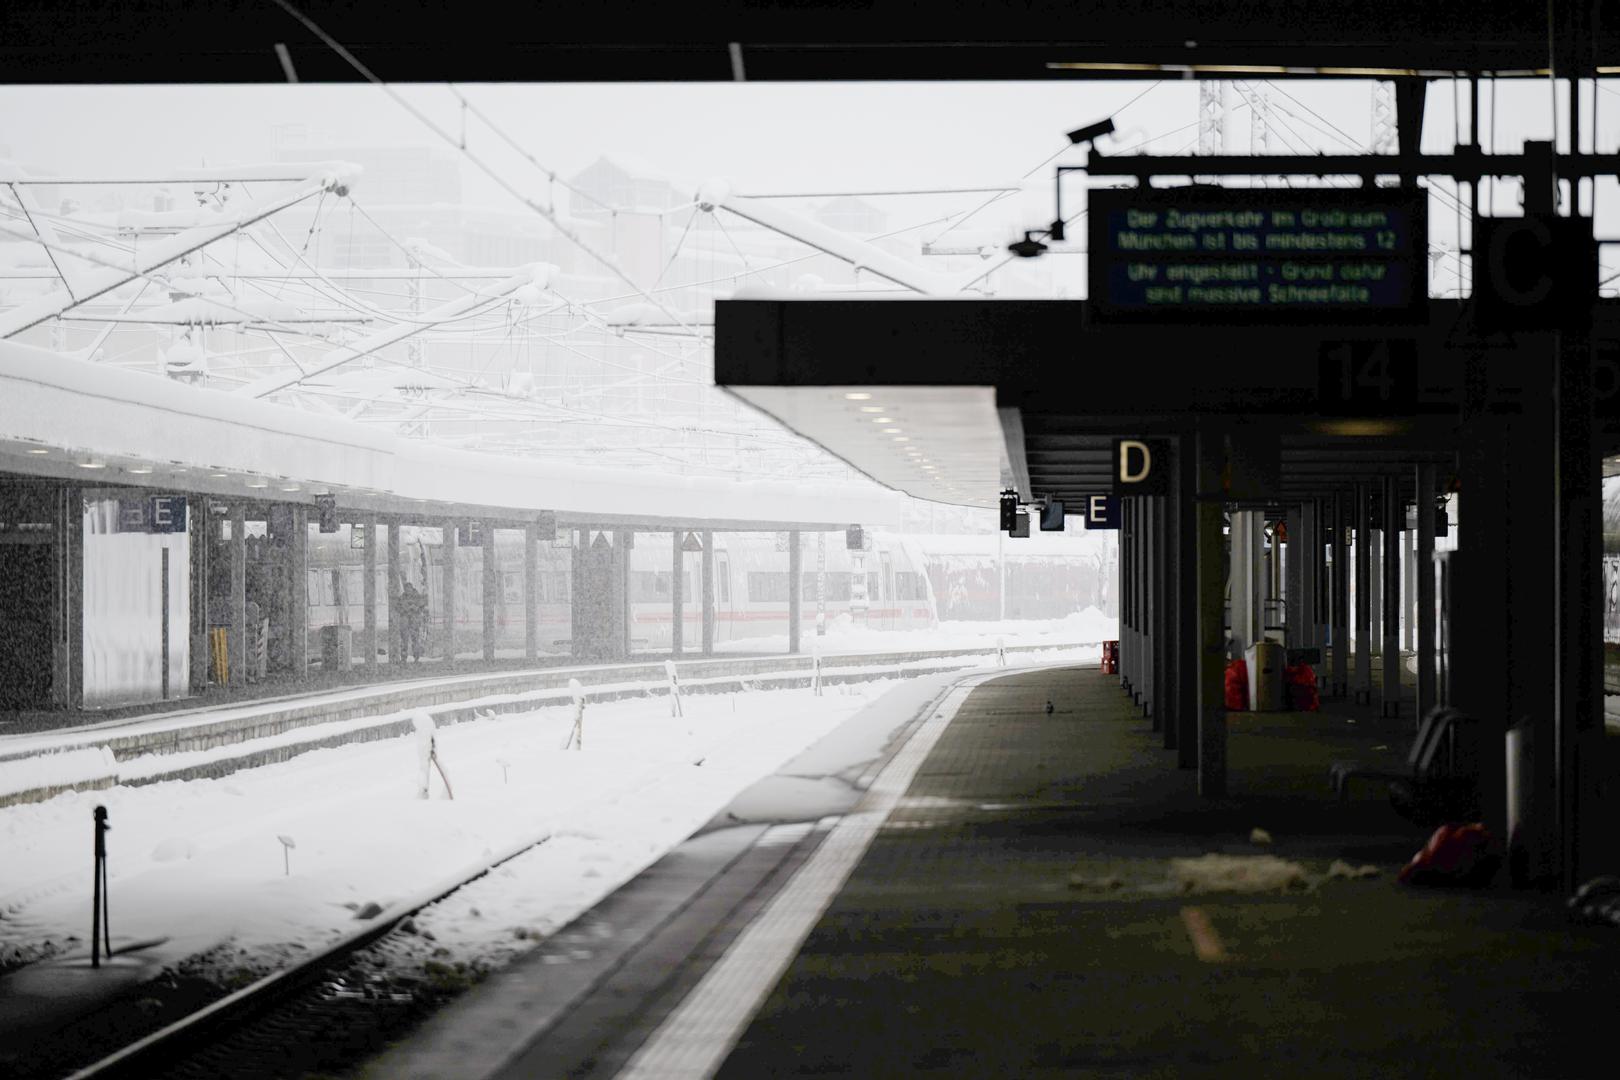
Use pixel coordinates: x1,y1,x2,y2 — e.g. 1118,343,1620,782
0,646,1098,979
716,610,1117,655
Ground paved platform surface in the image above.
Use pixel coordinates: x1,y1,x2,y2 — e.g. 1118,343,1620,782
371,664,1620,1079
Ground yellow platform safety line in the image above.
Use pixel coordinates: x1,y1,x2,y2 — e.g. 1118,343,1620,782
1180,906,1229,963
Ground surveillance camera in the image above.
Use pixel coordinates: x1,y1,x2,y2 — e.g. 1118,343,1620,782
1009,233,1048,258
1066,117,1117,145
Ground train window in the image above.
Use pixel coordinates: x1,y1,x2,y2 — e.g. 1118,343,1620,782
894,571,926,601
631,571,670,602
748,571,789,602
307,570,321,605
502,572,523,604
553,571,571,603
330,569,344,607
801,572,852,601
867,571,881,601
717,558,730,602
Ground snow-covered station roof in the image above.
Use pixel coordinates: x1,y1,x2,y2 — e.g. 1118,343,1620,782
0,338,897,530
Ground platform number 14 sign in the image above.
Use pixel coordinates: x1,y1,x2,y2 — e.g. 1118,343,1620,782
1317,340,1416,414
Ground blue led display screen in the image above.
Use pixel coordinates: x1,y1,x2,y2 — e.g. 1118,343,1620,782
1087,188,1427,325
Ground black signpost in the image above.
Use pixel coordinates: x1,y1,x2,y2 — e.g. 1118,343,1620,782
1087,188,1427,325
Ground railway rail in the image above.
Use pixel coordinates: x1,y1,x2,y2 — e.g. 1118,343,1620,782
8,641,1100,1079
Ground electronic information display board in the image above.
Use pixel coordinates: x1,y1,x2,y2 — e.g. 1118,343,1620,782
1087,188,1427,325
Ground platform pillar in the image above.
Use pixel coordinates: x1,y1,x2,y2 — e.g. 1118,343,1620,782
361,512,377,674
231,503,248,686
187,493,208,695
1195,423,1227,796
1119,499,1131,695
616,531,632,659
1173,434,1197,764
1353,482,1373,703
1330,491,1350,699
1404,522,1417,652
1367,509,1382,658
701,530,714,656
481,521,497,662
1153,498,1166,725
524,522,538,661
441,523,457,667
1554,326,1602,890
1413,465,1437,719
1381,476,1402,716
787,529,802,654
1284,505,1303,649
671,530,684,658
387,516,401,665
290,506,308,679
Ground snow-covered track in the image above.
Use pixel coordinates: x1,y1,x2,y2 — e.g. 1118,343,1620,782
61,828,557,1080
1,642,1097,808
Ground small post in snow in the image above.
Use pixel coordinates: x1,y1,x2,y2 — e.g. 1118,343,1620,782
412,712,454,799
563,677,586,750
90,805,111,968
811,640,823,696
278,834,296,876
665,659,683,718
997,636,1006,667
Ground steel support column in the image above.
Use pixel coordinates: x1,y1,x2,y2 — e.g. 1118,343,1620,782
1555,328,1602,890
787,530,802,654
1285,505,1303,649
361,512,376,674
1152,495,1171,729
387,517,401,665
441,523,457,667
1196,424,1227,796
290,506,308,679
481,522,496,662
233,504,249,685
187,493,208,694
1354,482,1373,704
701,529,715,656
671,530,684,658
1415,464,1437,720
1404,523,1417,652
523,522,538,661
1175,433,1198,764
1382,476,1402,716
1332,492,1350,699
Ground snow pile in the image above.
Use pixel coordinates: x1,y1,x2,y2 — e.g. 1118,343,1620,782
0,745,117,799
1169,854,1310,894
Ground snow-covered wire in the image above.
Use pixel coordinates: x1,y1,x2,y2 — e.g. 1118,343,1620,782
265,0,700,340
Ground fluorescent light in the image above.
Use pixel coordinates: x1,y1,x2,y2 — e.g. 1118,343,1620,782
246,480,269,489
882,427,902,434
77,460,105,469
129,466,154,474
872,417,893,424
843,392,872,400
892,436,910,442
858,406,885,413
210,472,229,478
26,448,48,455
280,485,301,492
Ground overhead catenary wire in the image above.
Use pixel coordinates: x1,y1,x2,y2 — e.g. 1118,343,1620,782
266,0,700,341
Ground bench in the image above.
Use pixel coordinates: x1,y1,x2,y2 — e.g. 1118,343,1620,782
1328,706,1470,802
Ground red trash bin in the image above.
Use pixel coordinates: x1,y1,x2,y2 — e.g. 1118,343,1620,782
1101,640,1119,674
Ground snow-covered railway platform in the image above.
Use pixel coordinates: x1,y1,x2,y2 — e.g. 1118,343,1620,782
0,639,1099,809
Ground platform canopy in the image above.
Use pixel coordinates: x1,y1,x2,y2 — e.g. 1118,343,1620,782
0,339,899,530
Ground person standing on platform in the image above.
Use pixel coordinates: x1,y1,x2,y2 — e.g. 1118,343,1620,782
399,582,427,662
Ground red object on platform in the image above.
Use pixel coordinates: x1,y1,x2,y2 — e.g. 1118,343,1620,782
1285,663,1320,711
1224,659,1249,711
1398,823,1501,887
1101,640,1119,674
